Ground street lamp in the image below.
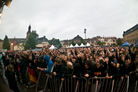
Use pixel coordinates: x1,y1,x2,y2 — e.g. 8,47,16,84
84,28,86,39
11,43,13,50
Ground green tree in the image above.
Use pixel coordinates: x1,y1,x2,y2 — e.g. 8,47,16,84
117,38,123,46
97,41,105,46
24,31,38,50
97,41,102,45
48,38,62,48
71,40,76,46
3,35,10,50
79,39,86,46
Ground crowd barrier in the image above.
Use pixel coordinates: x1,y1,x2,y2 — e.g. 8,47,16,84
35,71,132,92
135,80,138,92
26,67,38,88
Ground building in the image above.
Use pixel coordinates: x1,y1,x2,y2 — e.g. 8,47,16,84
102,37,117,45
62,35,99,47
36,42,49,48
72,35,83,43
8,25,48,50
38,36,48,44
123,24,138,44
61,35,118,47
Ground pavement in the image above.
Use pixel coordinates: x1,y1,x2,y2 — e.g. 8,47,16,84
18,82,36,92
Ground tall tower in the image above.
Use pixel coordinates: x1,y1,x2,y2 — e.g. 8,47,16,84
26,24,31,40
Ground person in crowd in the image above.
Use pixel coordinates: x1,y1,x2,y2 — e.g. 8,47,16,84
93,62,106,77
18,56,28,87
40,55,54,73
5,64,20,92
13,58,21,83
82,60,94,78
53,57,65,77
62,61,74,78
120,57,136,78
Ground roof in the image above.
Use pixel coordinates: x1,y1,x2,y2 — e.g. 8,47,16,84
72,35,83,41
38,36,48,44
123,24,138,36
103,37,117,39
9,38,26,44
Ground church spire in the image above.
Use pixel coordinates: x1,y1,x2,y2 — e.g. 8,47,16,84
26,24,31,40
27,24,31,34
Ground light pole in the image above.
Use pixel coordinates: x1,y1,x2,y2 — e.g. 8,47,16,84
84,28,86,39
11,43,13,51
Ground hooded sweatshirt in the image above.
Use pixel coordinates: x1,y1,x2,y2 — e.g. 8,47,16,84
44,55,54,73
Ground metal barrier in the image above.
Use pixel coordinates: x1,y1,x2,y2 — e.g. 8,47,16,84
36,64,55,92
36,75,130,92
35,70,47,92
135,80,138,92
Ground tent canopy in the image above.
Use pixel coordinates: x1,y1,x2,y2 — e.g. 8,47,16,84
80,43,85,47
121,41,129,47
86,43,91,47
69,44,74,48
75,44,79,47
49,45,57,49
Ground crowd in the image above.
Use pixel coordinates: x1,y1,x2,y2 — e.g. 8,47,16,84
0,46,138,92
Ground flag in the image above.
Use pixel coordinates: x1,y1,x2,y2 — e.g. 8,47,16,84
28,67,38,83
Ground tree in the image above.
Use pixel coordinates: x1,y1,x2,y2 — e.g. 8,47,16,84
71,40,76,46
97,41,105,46
117,38,123,46
24,31,38,50
97,41,102,45
48,38,62,48
3,35,10,50
79,39,86,46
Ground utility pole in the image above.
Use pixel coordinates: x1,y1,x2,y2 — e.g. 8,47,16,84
84,28,86,39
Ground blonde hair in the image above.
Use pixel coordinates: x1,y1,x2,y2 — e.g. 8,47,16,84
67,61,73,69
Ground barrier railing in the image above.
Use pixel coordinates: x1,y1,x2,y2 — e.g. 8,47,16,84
35,70,47,92
35,73,130,92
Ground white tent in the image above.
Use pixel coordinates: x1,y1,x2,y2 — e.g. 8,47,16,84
86,43,91,47
80,43,85,47
75,44,79,48
69,44,74,48
49,45,57,50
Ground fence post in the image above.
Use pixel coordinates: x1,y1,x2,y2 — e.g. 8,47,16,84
111,80,114,92
134,80,138,92
43,74,49,92
95,80,99,92
75,80,79,92
59,79,64,92
126,76,129,92
35,71,41,92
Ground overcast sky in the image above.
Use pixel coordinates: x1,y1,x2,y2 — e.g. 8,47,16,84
0,0,138,40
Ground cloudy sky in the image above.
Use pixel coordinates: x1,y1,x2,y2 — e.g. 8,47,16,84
0,0,138,40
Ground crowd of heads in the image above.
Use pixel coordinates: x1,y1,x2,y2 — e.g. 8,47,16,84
1,46,138,91
2,46,138,79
